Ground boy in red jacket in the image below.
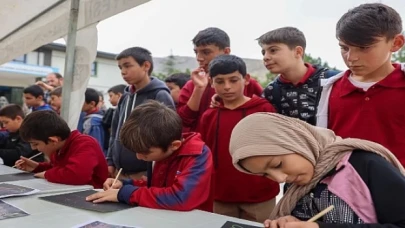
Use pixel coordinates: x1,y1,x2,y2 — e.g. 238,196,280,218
199,55,279,223
14,110,108,188
177,27,262,132
86,100,213,212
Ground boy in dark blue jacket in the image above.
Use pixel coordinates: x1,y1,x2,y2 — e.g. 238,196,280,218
106,47,175,179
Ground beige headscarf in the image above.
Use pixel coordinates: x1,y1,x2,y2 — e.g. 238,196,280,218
229,112,405,219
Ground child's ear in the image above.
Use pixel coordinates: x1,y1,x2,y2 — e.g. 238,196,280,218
294,46,304,59
15,116,23,122
244,74,251,86
170,140,182,151
142,61,151,74
391,34,405,52
48,136,61,144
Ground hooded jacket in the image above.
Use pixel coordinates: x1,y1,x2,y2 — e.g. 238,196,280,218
199,96,280,203
106,77,175,174
81,109,105,151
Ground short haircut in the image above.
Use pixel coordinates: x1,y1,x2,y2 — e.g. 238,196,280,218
50,87,62,97
23,85,44,98
84,88,100,106
120,100,182,154
116,47,154,75
209,55,247,78
108,84,127,95
19,110,71,143
164,73,190,89
192,27,230,49
336,3,403,47
0,104,25,119
257,27,306,51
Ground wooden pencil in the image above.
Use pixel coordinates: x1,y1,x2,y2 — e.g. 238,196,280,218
111,168,123,189
308,205,334,222
12,152,43,168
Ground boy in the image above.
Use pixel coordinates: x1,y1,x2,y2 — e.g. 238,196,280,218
258,27,340,125
23,85,53,112
317,3,405,165
86,100,213,212
49,86,62,114
102,84,127,153
97,90,107,112
177,27,263,132
14,110,108,188
107,47,175,179
164,73,190,104
199,55,279,222
80,88,105,151
0,104,44,167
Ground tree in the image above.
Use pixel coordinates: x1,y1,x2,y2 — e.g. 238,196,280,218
304,54,337,70
164,50,180,76
392,46,405,63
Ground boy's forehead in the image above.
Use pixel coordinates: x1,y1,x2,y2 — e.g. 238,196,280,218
261,43,287,49
194,44,220,51
213,71,243,79
118,56,136,64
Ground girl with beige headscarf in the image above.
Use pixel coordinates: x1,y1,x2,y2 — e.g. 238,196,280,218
229,113,405,228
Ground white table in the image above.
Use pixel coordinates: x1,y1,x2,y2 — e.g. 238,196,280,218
0,165,92,194
0,193,264,228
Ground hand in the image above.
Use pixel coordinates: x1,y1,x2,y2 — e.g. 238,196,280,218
103,178,123,191
35,81,46,87
86,189,119,203
210,94,221,108
264,216,301,228
34,171,46,179
14,156,39,172
108,166,116,178
284,222,319,228
191,68,209,89
35,81,53,90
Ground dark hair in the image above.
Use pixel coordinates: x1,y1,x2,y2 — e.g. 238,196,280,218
51,73,63,79
116,47,154,75
0,104,25,119
208,55,247,78
97,91,104,101
257,27,306,51
23,85,44,98
108,84,127,95
84,88,100,106
50,87,62,97
192,27,230,49
164,73,190,89
19,110,71,143
336,3,403,47
120,100,182,154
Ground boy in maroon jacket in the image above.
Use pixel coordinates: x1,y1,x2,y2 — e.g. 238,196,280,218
177,27,263,132
15,110,108,188
86,100,213,212
199,55,279,222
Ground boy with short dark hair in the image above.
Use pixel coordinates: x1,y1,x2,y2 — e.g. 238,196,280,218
107,84,127,107
86,100,213,212
15,110,108,188
80,88,105,150
165,73,190,104
0,104,44,167
23,85,53,112
107,47,175,179
177,27,263,132
317,3,405,165
49,86,62,114
258,27,340,125
200,55,279,222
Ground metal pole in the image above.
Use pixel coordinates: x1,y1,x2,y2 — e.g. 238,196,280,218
61,0,80,121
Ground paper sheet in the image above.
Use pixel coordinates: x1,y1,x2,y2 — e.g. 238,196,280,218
0,183,39,199
72,220,138,228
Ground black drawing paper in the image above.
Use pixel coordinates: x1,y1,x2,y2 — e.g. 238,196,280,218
39,190,133,213
221,221,262,228
0,200,29,220
0,172,36,183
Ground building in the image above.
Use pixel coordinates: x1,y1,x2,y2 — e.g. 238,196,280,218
0,43,125,106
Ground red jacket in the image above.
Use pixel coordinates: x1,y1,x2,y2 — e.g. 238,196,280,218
117,133,214,212
33,130,108,188
178,78,263,132
200,96,280,203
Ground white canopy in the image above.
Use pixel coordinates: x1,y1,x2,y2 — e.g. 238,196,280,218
0,0,150,129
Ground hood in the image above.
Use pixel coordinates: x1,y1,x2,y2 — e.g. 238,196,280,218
124,77,170,95
218,95,268,110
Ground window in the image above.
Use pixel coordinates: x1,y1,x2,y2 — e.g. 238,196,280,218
91,62,98,77
12,55,26,63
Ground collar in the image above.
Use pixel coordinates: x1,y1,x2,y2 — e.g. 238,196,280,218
279,63,315,85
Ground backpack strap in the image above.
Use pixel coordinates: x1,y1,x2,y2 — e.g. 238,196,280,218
270,80,283,113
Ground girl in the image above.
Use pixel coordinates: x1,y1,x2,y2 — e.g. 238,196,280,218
229,113,405,228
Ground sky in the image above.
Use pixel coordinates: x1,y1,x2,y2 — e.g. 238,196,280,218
56,0,405,70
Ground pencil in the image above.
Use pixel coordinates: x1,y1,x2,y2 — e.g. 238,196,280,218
12,152,43,168
110,168,123,189
308,205,334,222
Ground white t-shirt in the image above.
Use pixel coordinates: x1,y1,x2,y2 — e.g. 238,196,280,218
348,75,378,91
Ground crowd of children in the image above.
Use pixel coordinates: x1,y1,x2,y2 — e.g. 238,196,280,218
0,2,404,228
